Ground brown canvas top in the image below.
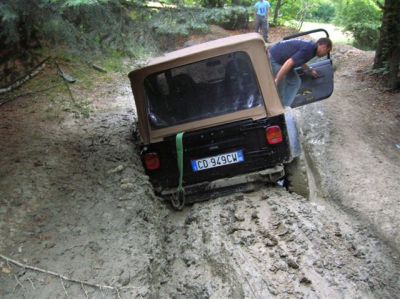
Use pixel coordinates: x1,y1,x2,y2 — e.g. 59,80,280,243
129,33,284,144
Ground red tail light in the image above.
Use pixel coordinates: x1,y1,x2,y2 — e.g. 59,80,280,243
266,126,283,144
143,152,160,170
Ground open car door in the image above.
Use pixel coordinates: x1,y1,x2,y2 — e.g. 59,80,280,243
283,29,334,108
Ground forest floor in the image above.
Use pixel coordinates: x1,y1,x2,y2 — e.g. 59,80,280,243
0,26,400,298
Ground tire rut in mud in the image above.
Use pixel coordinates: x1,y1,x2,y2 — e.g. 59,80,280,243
152,188,400,298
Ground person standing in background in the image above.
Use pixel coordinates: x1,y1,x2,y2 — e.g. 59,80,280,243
254,0,271,42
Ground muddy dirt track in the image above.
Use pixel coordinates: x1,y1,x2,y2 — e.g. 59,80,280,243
1,34,400,297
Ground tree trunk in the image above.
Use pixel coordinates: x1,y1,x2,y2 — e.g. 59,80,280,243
388,46,400,90
373,0,400,89
273,0,283,25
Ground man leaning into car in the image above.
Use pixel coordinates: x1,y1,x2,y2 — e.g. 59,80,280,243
269,38,332,107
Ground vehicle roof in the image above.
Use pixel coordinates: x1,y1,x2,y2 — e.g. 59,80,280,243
129,33,269,77
145,33,267,67
128,33,284,144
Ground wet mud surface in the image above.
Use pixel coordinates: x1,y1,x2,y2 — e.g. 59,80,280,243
1,44,400,298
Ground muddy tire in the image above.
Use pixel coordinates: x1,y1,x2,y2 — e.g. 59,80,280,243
285,153,310,199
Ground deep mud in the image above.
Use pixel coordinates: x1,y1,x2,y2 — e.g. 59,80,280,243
1,33,400,298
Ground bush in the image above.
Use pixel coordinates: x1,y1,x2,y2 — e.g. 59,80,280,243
150,8,210,37
308,2,335,23
334,0,381,49
200,0,224,8
350,22,380,49
204,6,250,30
152,6,250,36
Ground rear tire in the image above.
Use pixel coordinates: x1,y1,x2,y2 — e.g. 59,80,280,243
285,153,310,199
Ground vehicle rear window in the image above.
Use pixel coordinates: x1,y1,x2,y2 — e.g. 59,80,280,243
144,51,263,129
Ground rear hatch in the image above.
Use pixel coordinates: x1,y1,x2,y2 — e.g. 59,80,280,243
142,115,291,190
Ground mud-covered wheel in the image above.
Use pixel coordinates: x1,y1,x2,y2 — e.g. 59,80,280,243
285,153,310,199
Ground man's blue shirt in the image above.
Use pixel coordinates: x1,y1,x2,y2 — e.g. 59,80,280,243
269,40,317,67
254,1,270,17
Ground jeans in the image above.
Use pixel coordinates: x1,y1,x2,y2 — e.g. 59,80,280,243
255,15,269,41
269,55,301,107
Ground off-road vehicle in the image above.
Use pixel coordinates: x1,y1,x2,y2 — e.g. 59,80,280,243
129,29,333,209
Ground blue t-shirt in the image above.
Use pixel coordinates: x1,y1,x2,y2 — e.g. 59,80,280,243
254,1,270,17
269,40,317,67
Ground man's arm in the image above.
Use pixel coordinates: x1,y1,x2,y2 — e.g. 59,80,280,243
274,58,294,85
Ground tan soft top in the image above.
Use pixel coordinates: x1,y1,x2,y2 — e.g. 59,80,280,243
145,33,265,67
129,33,283,144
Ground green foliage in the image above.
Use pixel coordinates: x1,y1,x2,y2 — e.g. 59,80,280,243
349,22,380,50
203,6,250,30
334,0,381,49
42,0,110,6
0,2,18,22
266,0,335,27
308,1,335,22
150,8,209,38
0,0,159,59
41,18,78,46
0,0,40,47
188,0,253,7
62,0,105,6
272,0,336,24
270,0,302,24
234,0,253,6
0,0,252,62
369,63,390,76
199,0,224,8
100,50,124,71
150,5,249,41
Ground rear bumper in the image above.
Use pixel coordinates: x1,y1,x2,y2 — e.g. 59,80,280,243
158,165,284,203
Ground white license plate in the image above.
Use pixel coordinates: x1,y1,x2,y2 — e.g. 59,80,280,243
191,150,244,172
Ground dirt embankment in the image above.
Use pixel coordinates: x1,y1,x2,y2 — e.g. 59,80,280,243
300,46,400,251
1,31,400,298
